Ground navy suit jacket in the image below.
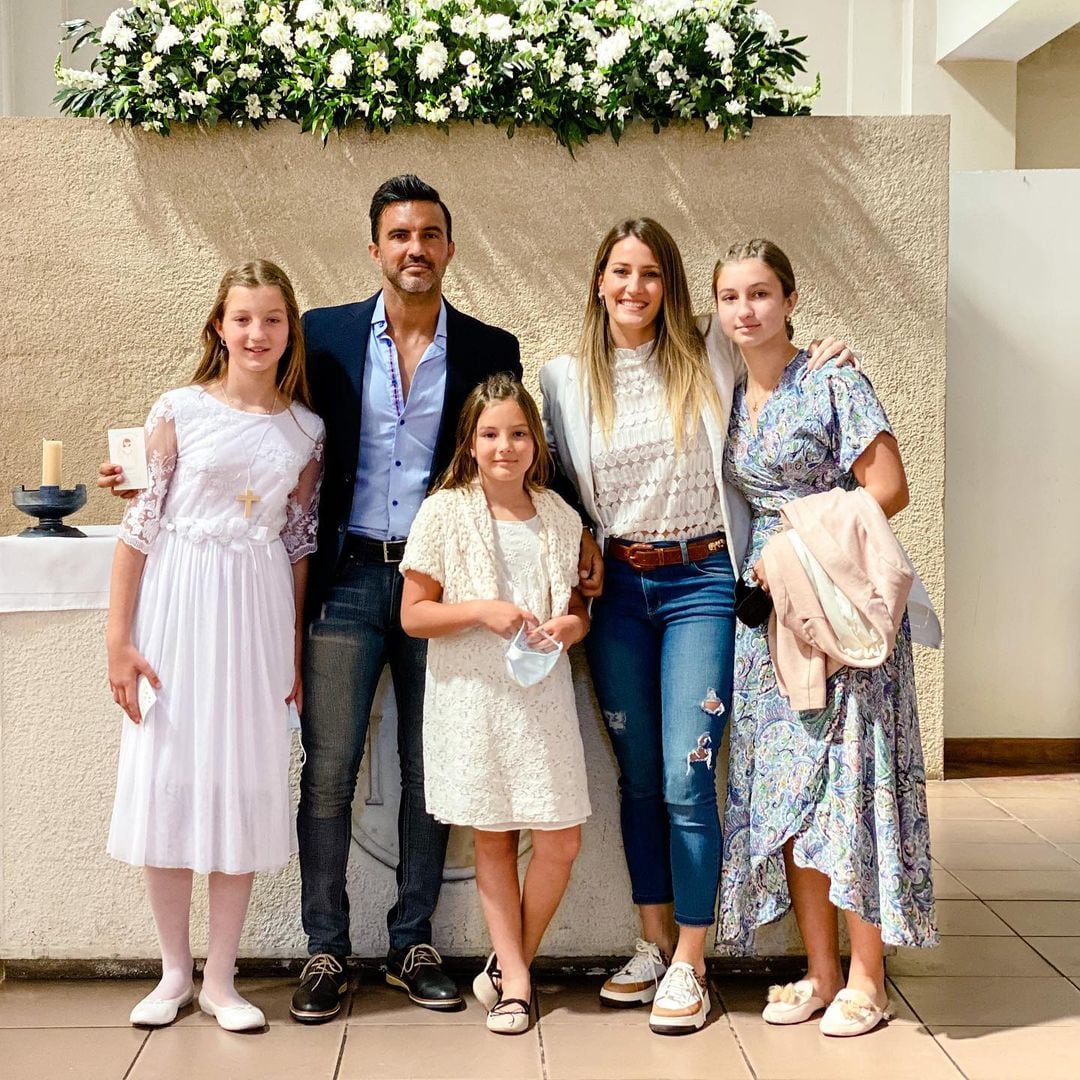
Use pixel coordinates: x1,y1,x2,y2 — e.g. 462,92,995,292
302,292,522,620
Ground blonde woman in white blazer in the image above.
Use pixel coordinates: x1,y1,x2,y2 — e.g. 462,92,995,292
540,218,853,1037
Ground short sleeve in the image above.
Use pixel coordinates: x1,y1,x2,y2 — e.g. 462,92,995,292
281,419,325,563
399,493,447,585
826,368,893,473
118,393,178,554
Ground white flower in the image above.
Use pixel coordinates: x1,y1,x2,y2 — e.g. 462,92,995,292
189,16,213,45
706,110,719,129
295,29,323,49
466,62,480,77
210,44,228,63
649,48,674,72
725,98,746,114
154,22,183,53
237,63,261,80
192,56,208,73
295,74,313,92
596,26,631,68
393,33,413,49
521,86,533,100
113,26,137,51
206,76,222,94
56,66,109,90
382,105,397,121
450,14,469,35
416,40,448,81
326,72,346,88
675,65,688,80
704,23,735,59
219,0,245,27
260,21,292,49
459,49,476,66
370,51,389,74
751,9,782,45
137,68,158,92
640,0,692,23
329,48,353,77
99,9,126,45
515,38,533,53
597,81,611,97
568,73,585,92
595,0,617,17
246,93,263,118
296,0,323,23
656,70,671,89
357,99,371,115
483,13,513,41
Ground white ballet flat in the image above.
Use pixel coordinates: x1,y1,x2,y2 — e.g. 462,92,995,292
197,989,266,1032
762,979,826,1025
819,989,891,1037
129,984,194,1027
472,952,501,1012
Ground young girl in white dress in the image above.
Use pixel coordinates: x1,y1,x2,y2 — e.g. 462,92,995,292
105,260,324,1032
399,374,590,1035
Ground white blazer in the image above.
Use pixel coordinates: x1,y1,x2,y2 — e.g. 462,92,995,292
539,314,751,574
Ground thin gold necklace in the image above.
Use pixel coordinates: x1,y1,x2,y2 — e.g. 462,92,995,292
220,378,281,415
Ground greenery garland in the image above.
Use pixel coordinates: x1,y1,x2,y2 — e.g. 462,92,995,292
56,1,817,150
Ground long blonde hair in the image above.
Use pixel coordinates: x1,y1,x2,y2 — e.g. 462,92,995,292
579,218,721,450
191,260,311,407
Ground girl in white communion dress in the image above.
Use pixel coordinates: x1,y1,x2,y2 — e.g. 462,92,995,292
399,374,590,1035
105,260,324,1032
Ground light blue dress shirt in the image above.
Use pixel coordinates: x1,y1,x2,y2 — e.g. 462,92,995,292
349,294,448,540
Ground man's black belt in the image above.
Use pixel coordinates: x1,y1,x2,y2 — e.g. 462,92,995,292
343,533,407,564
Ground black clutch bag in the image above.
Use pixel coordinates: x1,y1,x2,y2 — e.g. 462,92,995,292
734,577,773,628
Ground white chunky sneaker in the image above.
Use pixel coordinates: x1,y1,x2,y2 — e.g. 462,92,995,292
648,961,711,1035
599,939,669,1008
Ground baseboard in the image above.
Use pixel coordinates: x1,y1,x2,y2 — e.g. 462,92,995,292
945,737,1080,767
0,954,809,982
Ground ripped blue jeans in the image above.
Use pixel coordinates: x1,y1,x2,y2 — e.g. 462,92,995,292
585,547,735,926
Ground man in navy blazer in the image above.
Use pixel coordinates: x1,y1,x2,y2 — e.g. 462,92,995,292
290,175,526,1022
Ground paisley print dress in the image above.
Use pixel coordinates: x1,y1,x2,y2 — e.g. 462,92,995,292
717,352,937,950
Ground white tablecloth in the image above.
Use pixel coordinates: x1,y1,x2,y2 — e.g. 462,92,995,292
0,524,118,612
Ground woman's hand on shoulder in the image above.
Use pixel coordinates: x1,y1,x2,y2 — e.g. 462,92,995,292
805,337,861,372
475,601,537,639
106,638,160,723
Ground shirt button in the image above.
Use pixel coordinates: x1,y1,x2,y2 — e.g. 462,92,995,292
395,460,401,467
399,419,405,426
392,500,399,507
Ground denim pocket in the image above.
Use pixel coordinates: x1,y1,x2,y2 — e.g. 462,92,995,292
689,551,734,579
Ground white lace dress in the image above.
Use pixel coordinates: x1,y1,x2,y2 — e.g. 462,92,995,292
106,385,324,874
400,484,591,830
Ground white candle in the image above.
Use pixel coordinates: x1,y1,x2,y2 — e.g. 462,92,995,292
41,440,62,488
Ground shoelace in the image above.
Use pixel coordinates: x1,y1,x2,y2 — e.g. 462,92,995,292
300,953,343,987
399,943,443,976
619,938,664,980
657,964,705,1009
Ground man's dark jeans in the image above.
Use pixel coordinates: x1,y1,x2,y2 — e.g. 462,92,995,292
297,556,449,956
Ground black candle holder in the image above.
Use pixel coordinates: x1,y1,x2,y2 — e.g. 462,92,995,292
12,485,87,537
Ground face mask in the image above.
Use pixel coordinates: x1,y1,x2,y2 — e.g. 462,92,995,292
504,622,563,688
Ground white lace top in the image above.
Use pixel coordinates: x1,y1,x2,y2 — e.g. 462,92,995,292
491,516,550,615
591,341,724,541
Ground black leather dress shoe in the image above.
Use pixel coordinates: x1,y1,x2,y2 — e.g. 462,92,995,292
385,944,464,1010
290,954,349,1023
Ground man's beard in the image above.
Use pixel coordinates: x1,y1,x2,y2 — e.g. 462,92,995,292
386,259,438,294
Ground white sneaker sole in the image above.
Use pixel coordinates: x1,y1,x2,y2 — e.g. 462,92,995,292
599,984,657,1007
649,990,711,1035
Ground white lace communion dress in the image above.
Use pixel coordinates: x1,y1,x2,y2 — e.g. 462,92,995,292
400,484,591,830
107,385,324,874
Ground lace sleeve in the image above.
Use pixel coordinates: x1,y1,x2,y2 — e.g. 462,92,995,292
281,430,325,563
118,395,178,554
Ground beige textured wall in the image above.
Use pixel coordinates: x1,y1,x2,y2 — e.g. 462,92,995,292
0,116,947,959
1017,23,1080,168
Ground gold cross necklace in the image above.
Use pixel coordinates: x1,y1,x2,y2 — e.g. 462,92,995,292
220,379,284,519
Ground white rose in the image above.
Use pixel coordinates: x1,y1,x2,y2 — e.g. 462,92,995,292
459,49,476,66
483,13,513,41
329,48,354,77
259,21,292,50
416,40,448,81
595,27,631,69
153,22,183,53
704,23,735,59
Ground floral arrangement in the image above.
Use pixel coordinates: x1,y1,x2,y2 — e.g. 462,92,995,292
56,1,817,150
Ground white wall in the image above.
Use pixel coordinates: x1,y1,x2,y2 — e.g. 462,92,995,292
946,170,1080,738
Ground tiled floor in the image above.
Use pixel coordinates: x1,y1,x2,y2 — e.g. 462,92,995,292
2,775,1079,1079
